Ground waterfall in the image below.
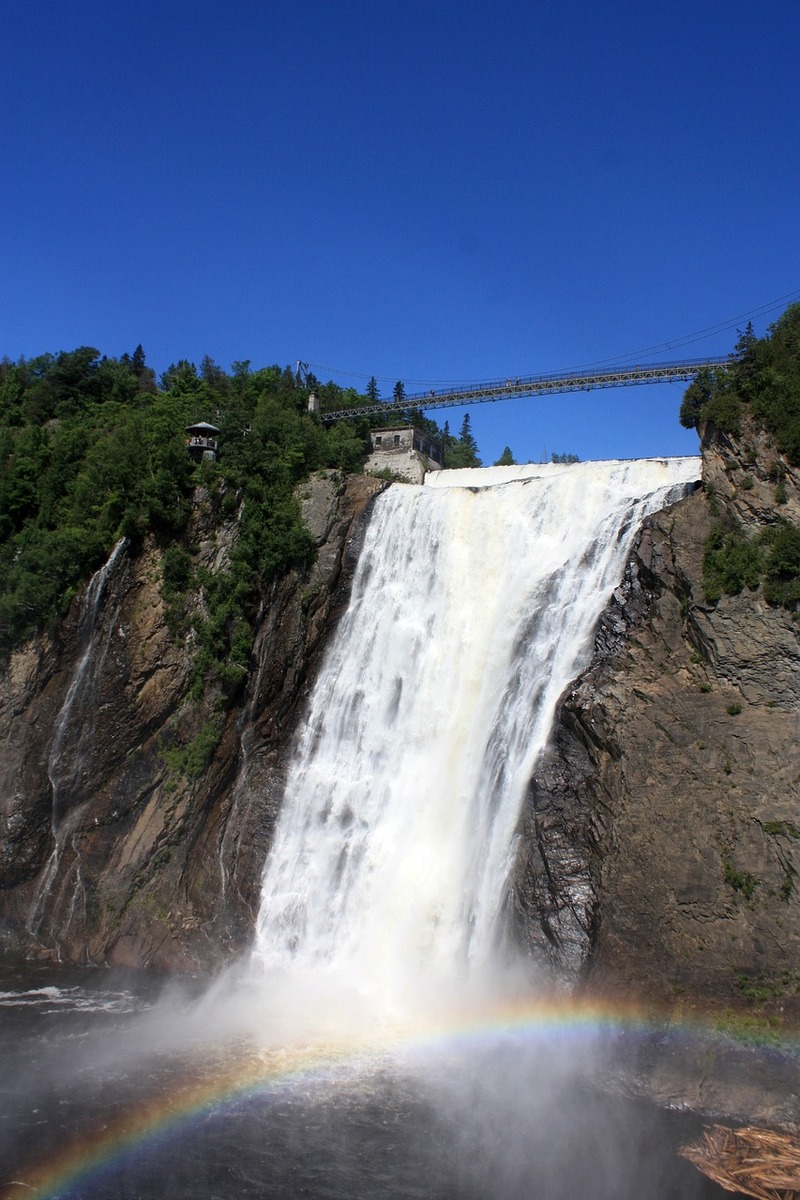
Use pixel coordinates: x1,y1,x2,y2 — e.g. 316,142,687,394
47,536,128,823
27,537,127,939
252,459,700,1001
218,591,270,904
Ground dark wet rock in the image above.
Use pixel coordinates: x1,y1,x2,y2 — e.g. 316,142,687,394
513,416,800,1023
0,473,385,971
2,418,799,1131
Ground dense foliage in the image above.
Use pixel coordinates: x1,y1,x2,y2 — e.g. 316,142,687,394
0,350,369,672
441,414,482,468
0,348,488,702
680,304,800,463
687,304,800,612
703,521,800,609
0,347,191,651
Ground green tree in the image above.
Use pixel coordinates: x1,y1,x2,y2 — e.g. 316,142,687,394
0,343,460,674
494,446,516,466
366,376,380,403
200,355,229,395
679,304,800,460
679,366,719,430
160,360,200,395
392,380,406,404
445,413,481,468
130,344,157,394
761,522,800,608
733,321,758,366
703,524,764,602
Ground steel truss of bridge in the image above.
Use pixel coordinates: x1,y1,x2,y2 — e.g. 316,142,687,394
321,356,732,422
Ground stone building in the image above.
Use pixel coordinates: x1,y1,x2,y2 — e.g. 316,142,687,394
364,426,444,483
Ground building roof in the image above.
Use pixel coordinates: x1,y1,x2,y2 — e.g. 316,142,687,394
186,421,220,434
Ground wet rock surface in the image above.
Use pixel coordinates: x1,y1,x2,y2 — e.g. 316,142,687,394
0,472,385,971
515,421,800,1020
512,420,800,1124
1,434,798,1126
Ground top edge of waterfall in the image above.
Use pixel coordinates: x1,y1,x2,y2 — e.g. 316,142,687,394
423,456,702,490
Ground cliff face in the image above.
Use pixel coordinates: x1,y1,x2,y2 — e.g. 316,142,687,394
0,473,385,971
2,432,799,1019
516,417,800,1015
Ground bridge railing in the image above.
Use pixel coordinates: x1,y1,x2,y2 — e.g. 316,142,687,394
320,356,733,422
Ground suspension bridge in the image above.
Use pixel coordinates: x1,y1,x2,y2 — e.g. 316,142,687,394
317,356,731,422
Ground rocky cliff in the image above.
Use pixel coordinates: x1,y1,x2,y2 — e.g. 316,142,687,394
2,428,798,1024
515,415,800,1020
0,472,385,970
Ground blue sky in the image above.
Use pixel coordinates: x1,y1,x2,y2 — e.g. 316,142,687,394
2,0,799,465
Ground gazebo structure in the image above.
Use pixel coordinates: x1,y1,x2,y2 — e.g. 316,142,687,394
185,421,220,462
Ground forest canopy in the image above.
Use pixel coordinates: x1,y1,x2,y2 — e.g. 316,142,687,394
8,309,796,669
0,350,481,668
0,350,369,657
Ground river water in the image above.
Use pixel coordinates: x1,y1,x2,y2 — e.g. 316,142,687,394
0,961,728,1199
1,461,734,1198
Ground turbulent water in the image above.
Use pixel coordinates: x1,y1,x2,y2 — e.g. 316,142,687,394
0,961,727,1200
253,459,700,997
1,460,738,1200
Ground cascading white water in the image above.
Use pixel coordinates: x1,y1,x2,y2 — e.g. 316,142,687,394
27,537,127,938
47,536,128,821
252,459,700,1003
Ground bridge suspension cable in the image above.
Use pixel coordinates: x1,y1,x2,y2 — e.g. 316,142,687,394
320,357,732,422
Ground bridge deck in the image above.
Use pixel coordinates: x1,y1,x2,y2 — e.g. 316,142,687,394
321,356,731,422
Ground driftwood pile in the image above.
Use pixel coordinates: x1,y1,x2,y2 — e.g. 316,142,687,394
680,1125,800,1199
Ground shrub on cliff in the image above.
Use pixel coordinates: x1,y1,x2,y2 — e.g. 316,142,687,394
702,519,800,611
703,523,763,602
761,523,800,608
684,305,800,613
680,304,800,463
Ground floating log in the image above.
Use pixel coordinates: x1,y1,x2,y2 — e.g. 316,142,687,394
680,1124,800,1199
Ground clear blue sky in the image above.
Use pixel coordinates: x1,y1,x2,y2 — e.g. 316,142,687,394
2,0,799,465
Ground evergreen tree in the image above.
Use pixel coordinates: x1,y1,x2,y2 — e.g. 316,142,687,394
444,412,481,468
734,321,757,361
200,355,229,395
366,376,380,403
494,446,516,466
131,345,157,394
679,303,800,462
392,380,406,404
458,413,480,463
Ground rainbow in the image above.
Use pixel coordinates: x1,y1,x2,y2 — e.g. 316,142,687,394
3,994,796,1200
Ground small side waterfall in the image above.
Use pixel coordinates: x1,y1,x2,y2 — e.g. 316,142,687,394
47,537,128,822
27,538,127,940
253,460,699,1001
218,592,270,905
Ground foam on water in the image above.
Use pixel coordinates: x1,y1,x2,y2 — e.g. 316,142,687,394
0,985,144,1013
